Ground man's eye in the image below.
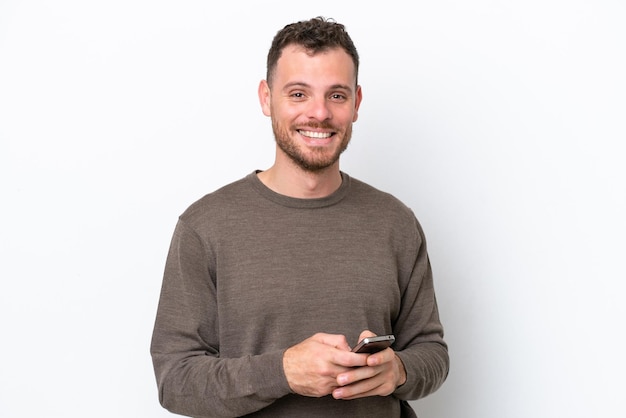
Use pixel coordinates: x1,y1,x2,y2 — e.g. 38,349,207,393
292,92,305,98
331,94,347,101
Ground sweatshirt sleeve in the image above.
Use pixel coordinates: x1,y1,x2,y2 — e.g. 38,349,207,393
150,219,292,417
392,217,450,400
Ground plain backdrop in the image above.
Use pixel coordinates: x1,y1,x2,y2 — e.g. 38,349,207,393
1,1,625,417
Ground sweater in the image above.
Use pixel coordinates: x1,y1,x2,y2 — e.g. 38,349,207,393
150,171,449,417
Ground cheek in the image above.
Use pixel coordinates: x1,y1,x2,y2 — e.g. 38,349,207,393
336,109,358,126
271,104,299,122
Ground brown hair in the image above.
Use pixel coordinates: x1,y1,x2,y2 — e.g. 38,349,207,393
266,16,360,87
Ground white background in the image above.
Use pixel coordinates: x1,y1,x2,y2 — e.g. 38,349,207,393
1,1,624,417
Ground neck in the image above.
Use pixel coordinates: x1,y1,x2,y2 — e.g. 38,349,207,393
257,160,342,199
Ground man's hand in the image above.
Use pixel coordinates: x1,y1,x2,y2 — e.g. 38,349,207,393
282,333,368,397
331,330,407,400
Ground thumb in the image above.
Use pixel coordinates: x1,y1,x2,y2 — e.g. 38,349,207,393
313,333,351,351
357,329,377,343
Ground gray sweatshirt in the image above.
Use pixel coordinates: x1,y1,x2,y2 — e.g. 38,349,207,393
150,171,449,417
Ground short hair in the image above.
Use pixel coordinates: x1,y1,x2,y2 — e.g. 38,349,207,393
266,16,360,87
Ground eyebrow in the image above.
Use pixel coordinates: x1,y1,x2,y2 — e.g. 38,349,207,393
282,81,354,93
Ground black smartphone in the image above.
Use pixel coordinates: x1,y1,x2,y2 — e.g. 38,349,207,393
351,335,395,353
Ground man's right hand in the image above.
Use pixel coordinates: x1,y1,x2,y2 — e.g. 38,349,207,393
282,333,368,397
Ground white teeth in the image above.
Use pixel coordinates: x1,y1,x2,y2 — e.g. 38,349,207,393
299,130,332,139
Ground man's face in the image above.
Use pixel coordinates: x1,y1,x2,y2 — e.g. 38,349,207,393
259,45,362,172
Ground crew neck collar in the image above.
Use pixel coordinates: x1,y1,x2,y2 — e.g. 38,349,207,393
247,170,351,209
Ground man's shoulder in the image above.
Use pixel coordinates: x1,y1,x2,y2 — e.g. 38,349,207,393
347,174,427,244
347,175,414,216
179,173,255,222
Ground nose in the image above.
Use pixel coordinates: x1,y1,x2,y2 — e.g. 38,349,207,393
305,96,332,121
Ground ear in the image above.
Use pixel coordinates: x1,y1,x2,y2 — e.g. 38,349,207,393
258,80,272,117
352,84,363,122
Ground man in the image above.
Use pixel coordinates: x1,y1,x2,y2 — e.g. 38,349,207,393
151,16,449,417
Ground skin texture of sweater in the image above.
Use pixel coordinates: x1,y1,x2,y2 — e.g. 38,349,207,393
150,171,449,417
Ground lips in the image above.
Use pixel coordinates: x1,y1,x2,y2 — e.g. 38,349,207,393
297,130,333,139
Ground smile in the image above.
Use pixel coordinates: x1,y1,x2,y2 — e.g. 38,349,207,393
298,130,333,139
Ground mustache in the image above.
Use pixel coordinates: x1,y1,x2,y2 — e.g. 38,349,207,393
297,122,337,130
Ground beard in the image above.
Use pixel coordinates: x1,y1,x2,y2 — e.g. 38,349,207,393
272,119,352,172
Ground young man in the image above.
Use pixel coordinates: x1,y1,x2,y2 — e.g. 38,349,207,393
151,17,449,417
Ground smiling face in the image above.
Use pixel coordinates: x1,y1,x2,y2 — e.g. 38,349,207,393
259,45,362,173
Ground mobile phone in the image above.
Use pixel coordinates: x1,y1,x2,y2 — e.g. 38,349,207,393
351,335,395,353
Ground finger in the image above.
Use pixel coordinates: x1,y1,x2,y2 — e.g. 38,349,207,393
334,350,369,368
334,385,382,400
336,363,381,387
357,329,377,342
333,373,389,400
366,347,395,367
313,333,351,351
